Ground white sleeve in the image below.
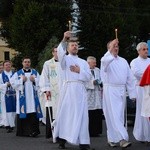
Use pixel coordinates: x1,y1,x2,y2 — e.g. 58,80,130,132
39,62,51,92
130,60,143,81
10,72,23,91
101,51,115,72
78,61,92,82
57,42,67,70
126,64,136,99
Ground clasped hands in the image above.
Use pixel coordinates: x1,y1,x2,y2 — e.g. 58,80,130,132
6,82,11,87
20,75,36,82
45,91,51,100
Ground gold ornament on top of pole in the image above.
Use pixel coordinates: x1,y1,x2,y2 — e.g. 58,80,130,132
115,28,118,39
68,20,72,31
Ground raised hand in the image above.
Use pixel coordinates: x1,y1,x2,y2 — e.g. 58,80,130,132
109,39,119,57
62,31,72,42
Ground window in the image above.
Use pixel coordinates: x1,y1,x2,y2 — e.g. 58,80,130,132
4,51,10,60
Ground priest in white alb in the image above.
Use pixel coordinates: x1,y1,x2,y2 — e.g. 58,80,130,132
100,39,136,148
10,57,42,137
0,60,16,133
53,31,93,150
39,45,63,139
130,42,150,142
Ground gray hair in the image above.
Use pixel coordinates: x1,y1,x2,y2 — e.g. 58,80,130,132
136,42,148,51
87,56,96,62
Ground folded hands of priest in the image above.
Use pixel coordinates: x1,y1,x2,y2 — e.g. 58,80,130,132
30,75,36,82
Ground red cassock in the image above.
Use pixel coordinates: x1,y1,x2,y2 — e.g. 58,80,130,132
140,65,150,87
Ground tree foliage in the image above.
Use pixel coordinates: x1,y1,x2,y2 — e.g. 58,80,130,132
77,0,139,66
2,0,71,68
36,36,59,73
1,0,150,69
134,0,150,41
0,0,14,20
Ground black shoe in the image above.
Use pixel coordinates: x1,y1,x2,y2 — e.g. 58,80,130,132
7,128,13,133
80,148,95,150
0,125,5,128
79,144,95,150
58,144,66,149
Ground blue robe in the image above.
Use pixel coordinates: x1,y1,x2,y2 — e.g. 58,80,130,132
2,71,16,113
17,69,43,118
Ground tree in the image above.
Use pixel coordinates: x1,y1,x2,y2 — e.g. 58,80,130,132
36,36,59,73
0,0,14,20
2,0,71,68
134,0,150,41
77,0,139,65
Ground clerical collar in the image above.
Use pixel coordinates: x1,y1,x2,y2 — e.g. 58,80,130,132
23,69,31,72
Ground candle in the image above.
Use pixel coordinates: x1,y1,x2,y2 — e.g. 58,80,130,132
115,28,118,39
68,20,71,31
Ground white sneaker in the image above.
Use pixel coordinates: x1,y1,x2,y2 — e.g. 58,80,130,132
108,141,117,147
120,140,131,148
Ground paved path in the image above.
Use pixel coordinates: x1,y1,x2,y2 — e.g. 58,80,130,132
0,121,150,150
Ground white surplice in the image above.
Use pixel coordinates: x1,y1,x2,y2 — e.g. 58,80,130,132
53,42,92,145
39,57,63,119
130,56,150,142
0,71,16,127
86,67,102,110
10,70,40,115
100,51,136,143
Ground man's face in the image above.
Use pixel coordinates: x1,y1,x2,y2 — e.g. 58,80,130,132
138,45,148,59
68,42,78,55
3,62,11,72
112,44,119,57
22,59,31,69
52,48,58,60
88,60,96,69
108,39,119,57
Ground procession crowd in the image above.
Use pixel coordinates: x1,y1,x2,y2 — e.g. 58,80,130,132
0,31,150,150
